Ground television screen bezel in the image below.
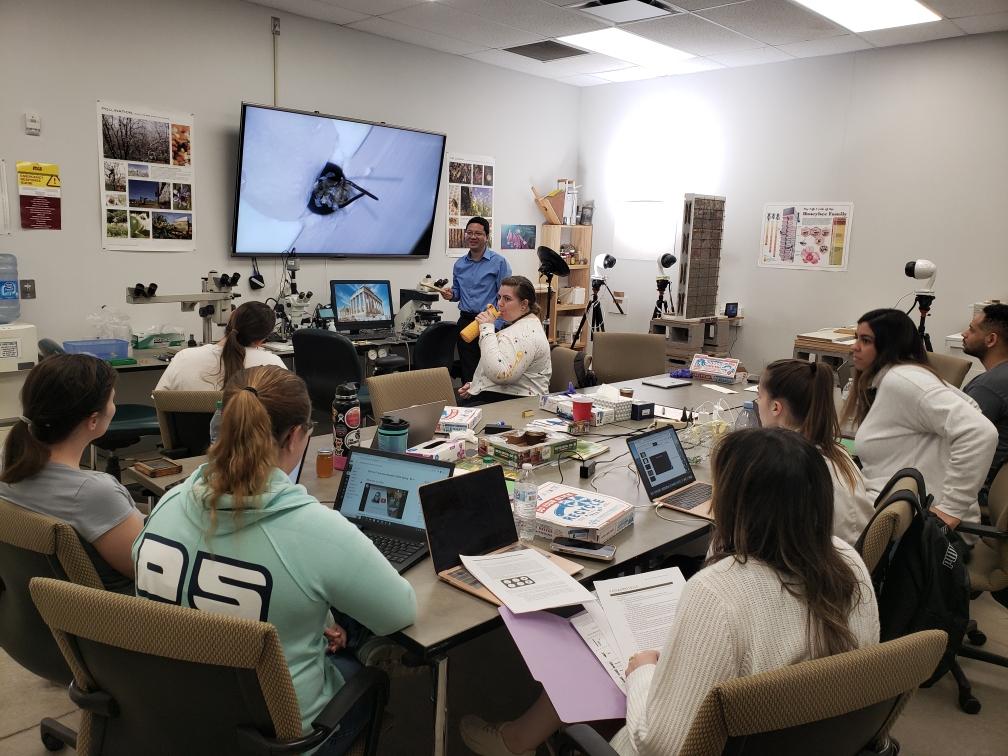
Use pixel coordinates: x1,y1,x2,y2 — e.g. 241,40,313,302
330,279,395,334
231,102,447,259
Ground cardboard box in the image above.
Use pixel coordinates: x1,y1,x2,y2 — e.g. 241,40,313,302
478,433,577,469
437,406,482,434
688,354,748,384
534,482,635,543
406,437,466,462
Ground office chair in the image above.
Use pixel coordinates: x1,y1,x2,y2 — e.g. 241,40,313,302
90,404,162,480
589,332,666,384
292,328,363,424
0,498,106,752
366,367,456,421
926,351,972,388
553,630,946,756
412,321,459,374
29,577,391,756
549,346,579,393
152,389,222,458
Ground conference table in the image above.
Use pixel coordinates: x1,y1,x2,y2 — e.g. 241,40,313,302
125,375,740,754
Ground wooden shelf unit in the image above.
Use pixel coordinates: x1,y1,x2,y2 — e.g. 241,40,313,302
536,225,592,350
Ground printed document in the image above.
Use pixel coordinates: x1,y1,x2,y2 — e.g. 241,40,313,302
594,566,686,661
460,548,595,613
571,609,628,693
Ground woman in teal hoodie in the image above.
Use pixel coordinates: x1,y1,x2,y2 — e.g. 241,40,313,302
132,365,416,751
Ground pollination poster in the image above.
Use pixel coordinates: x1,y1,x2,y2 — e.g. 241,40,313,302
758,203,852,272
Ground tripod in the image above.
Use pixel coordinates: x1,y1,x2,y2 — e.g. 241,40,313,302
908,293,935,352
571,278,624,347
652,277,674,320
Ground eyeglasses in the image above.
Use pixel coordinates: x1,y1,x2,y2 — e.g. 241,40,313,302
303,420,317,436
464,231,486,238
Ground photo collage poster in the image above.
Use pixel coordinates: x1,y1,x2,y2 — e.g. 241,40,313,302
446,153,494,257
98,101,195,251
758,203,852,271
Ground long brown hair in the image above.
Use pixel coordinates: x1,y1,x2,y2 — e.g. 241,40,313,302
1,355,117,483
707,428,863,658
202,366,310,527
761,359,859,490
500,275,542,318
212,301,277,387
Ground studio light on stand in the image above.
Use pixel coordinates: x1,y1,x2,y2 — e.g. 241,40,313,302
653,252,677,320
571,253,623,348
537,245,570,340
904,259,937,351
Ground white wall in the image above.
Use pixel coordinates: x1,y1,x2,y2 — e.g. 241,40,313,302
578,32,1008,373
0,0,580,343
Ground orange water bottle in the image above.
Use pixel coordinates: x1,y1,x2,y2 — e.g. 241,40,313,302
460,304,499,343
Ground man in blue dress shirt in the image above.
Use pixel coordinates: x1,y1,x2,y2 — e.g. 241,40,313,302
439,216,512,382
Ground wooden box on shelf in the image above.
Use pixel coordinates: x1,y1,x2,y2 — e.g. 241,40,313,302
536,224,593,350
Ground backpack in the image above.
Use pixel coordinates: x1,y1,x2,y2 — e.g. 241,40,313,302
862,473,970,685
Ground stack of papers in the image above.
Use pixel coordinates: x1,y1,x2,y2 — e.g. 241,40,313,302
460,549,595,614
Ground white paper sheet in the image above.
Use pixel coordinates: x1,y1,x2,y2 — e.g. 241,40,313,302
460,549,596,614
744,384,759,392
703,384,737,394
594,566,687,661
570,610,628,693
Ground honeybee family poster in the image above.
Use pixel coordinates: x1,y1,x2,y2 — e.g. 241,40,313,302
446,153,494,257
758,203,852,271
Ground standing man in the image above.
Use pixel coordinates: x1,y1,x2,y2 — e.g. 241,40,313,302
439,216,511,382
961,303,1008,506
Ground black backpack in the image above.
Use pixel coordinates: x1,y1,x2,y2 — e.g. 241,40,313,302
861,470,971,684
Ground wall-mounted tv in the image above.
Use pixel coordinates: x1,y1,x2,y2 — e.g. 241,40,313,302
232,103,446,258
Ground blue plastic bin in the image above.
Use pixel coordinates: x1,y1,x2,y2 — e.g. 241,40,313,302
63,339,129,361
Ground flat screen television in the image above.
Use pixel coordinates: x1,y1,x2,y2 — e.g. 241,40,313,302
331,280,394,334
232,103,446,258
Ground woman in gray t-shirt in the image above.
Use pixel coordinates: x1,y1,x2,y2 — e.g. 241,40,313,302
0,354,143,591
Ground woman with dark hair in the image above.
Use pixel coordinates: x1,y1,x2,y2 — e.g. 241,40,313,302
460,429,879,756
0,354,143,591
155,300,285,391
842,308,996,529
756,358,872,545
133,366,415,752
459,275,552,405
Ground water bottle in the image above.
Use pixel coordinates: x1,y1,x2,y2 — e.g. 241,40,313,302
514,463,538,544
0,254,21,324
332,382,361,471
208,400,223,444
734,400,759,431
841,376,854,402
377,414,409,453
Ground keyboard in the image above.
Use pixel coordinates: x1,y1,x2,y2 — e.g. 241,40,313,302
662,483,713,510
349,330,394,342
365,532,425,565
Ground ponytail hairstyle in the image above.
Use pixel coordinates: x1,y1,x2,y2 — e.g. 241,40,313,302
707,428,863,658
500,275,542,318
214,301,277,388
841,308,938,426
761,359,859,490
202,365,311,527
1,355,117,484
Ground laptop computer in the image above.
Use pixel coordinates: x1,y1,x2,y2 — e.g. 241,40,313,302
333,446,454,573
419,466,582,605
627,425,714,521
641,375,692,389
369,400,448,450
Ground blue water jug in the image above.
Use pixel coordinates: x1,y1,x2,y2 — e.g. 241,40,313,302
0,254,20,324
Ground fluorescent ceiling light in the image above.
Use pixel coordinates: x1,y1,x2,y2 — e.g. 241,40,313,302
596,67,666,82
559,28,693,72
792,0,940,33
581,0,671,24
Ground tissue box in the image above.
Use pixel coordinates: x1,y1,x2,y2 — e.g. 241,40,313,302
132,332,184,349
534,482,635,543
477,433,577,469
406,437,466,462
437,406,482,434
588,394,632,422
555,401,613,427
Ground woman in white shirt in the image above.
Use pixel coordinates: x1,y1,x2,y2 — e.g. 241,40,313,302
459,275,551,405
460,428,879,756
755,358,873,545
155,301,286,391
842,308,996,529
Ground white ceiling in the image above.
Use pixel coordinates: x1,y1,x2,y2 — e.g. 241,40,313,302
258,0,1008,86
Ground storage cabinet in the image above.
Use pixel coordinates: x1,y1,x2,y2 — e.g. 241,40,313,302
535,224,592,350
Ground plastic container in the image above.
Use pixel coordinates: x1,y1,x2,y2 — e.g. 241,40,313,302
63,338,130,360
377,415,409,453
209,400,223,444
0,254,20,324
513,463,538,544
460,304,500,343
734,400,760,431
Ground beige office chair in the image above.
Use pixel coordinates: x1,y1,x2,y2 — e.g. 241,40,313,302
589,332,665,383
549,346,578,393
366,367,456,422
29,577,391,756
152,389,222,458
926,351,972,388
555,630,946,756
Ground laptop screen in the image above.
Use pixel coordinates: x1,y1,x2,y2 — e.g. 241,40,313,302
627,426,696,500
337,447,453,531
419,466,518,574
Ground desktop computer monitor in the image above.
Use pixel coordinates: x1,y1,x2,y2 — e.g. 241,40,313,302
330,280,394,334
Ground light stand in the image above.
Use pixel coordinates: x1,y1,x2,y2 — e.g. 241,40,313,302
571,254,623,348
903,260,938,353
653,252,677,321
907,293,935,352
537,246,570,340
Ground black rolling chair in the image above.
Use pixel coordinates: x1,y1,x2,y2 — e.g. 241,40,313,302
412,321,459,375
292,329,364,424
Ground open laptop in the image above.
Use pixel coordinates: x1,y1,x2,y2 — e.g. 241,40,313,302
333,446,454,573
369,400,447,450
641,375,692,389
419,466,581,605
627,425,714,521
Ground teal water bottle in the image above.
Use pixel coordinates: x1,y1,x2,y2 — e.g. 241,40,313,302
377,415,410,453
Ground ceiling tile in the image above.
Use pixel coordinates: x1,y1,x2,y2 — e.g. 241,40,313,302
858,19,965,46
777,34,873,58
558,74,609,87
627,14,765,55
382,2,543,48
581,0,674,23
707,45,795,66
436,0,607,37
923,1,1008,18
323,0,421,14
465,48,561,76
698,0,846,45
347,16,488,55
952,11,1008,32
669,0,753,9
542,0,585,6
540,53,636,75
268,0,368,24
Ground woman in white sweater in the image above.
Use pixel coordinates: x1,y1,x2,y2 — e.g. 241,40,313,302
461,428,879,756
459,275,551,405
842,308,997,529
755,358,873,546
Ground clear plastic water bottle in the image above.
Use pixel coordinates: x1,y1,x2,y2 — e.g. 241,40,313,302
841,376,854,402
734,400,759,431
209,400,223,444
514,463,538,544
0,254,21,324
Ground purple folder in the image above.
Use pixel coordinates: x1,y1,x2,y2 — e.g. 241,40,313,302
500,606,627,723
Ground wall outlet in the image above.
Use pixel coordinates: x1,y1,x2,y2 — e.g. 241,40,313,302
20,279,36,299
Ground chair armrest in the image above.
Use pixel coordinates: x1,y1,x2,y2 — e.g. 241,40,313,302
160,447,190,459
68,680,119,717
554,724,619,756
957,521,1008,539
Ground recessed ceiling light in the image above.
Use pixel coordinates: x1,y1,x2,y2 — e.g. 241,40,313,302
559,28,692,72
792,0,940,33
581,0,672,24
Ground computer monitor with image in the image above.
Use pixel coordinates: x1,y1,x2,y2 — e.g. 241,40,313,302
330,279,393,335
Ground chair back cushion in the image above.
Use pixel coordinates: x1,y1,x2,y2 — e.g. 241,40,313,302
549,346,578,393
366,367,456,421
590,333,665,383
413,321,459,371
152,390,222,456
292,329,362,412
925,351,971,388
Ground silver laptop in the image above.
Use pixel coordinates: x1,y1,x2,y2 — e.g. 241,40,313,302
641,376,692,389
627,425,714,520
369,400,447,449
